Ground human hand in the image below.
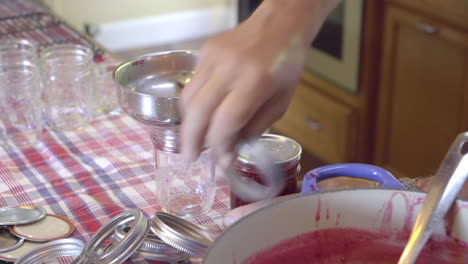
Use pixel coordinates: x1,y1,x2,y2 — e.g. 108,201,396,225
416,176,468,201
317,177,380,190
179,0,341,164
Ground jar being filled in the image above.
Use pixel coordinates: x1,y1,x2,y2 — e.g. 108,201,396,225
112,51,214,218
151,128,216,218
230,134,302,209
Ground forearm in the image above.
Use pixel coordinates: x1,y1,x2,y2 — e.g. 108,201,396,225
248,0,342,48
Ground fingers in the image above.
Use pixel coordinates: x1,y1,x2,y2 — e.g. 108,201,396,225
416,176,468,200
179,54,211,109
182,56,277,160
181,65,294,162
217,151,236,172
179,27,300,162
241,91,293,137
180,65,232,161
415,177,433,192
210,88,293,165
205,68,274,157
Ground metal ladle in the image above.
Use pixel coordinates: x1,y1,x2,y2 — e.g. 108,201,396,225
398,132,468,264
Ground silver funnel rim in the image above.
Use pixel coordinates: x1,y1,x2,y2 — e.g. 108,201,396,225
112,49,198,128
112,49,198,99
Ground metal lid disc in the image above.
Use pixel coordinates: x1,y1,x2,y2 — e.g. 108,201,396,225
237,134,302,165
10,214,75,242
113,224,189,262
14,238,84,264
0,228,24,253
0,241,42,262
150,212,215,257
0,205,46,225
228,136,288,202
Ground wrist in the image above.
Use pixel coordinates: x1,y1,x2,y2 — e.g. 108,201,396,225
255,0,341,45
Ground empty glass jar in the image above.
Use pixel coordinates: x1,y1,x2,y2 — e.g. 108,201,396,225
93,58,121,115
40,44,94,130
0,39,42,147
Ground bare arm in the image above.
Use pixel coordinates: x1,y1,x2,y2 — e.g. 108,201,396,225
180,0,342,163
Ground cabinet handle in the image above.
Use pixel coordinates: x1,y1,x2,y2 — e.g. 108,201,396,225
304,117,322,130
416,22,439,34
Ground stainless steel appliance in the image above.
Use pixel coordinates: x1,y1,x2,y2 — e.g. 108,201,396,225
238,0,364,92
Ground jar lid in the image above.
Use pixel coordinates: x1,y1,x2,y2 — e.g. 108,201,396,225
113,223,189,262
0,205,46,225
237,134,302,165
228,135,297,202
9,214,75,242
14,238,84,264
150,212,215,258
0,228,24,253
0,241,43,262
78,209,150,264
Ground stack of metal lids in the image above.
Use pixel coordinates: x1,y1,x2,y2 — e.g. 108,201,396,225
14,209,215,264
0,205,76,263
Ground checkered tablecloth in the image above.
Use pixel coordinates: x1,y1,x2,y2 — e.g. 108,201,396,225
0,113,231,263
0,0,99,53
0,2,231,262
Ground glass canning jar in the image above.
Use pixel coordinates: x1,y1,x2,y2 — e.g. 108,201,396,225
151,127,216,218
40,44,94,131
0,39,42,147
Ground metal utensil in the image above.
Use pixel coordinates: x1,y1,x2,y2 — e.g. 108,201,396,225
398,132,468,264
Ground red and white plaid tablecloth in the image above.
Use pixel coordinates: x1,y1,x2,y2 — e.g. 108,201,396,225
0,113,231,263
0,2,231,262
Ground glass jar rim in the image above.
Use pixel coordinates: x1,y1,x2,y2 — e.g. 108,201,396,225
0,39,38,62
0,39,38,53
0,61,39,75
40,44,93,65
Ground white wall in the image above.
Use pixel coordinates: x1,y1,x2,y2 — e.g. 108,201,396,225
44,0,233,30
43,0,238,52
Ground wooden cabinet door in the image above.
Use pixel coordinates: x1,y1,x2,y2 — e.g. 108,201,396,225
375,5,468,178
388,0,468,29
273,82,355,164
